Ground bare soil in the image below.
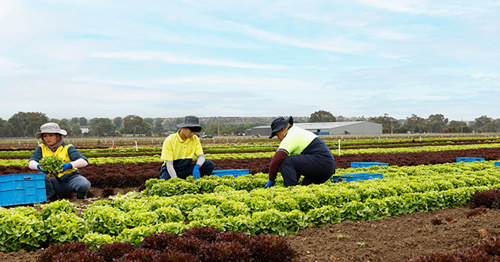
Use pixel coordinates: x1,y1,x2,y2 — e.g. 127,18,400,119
287,207,500,262
1,206,498,262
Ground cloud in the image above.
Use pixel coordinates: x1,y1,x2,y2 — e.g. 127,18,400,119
233,22,371,54
357,0,469,16
91,51,288,70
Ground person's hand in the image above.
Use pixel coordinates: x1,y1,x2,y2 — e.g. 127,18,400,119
192,164,201,179
62,163,73,172
37,164,49,175
264,180,275,188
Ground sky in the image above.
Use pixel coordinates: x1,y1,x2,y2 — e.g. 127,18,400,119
1,0,499,122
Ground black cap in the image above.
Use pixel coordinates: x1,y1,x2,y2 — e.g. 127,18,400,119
177,116,202,132
269,116,293,138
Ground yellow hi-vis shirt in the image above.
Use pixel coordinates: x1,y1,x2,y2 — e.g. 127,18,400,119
278,125,317,155
160,132,203,171
36,143,78,178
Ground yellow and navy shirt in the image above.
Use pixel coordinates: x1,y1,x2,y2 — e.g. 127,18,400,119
278,125,333,158
161,132,203,171
29,142,88,180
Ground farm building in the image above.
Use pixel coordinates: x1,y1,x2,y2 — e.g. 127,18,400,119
246,121,382,137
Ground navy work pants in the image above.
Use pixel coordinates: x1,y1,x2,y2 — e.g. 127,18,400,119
45,174,91,200
280,154,336,187
159,160,215,180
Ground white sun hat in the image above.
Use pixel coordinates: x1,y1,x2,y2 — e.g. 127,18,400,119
35,122,67,139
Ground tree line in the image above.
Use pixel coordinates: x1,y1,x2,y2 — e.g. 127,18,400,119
309,110,500,134
0,111,499,138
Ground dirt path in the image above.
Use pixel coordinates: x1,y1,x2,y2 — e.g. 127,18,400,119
286,207,500,262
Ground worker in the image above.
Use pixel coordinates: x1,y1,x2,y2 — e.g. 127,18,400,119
28,122,91,200
159,115,214,180
265,116,336,188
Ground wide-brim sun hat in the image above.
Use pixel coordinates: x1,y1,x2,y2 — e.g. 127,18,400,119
35,122,67,139
269,116,293,138
177,115,202,132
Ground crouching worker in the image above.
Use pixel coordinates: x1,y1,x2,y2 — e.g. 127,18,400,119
28,122,91,200
265,116,336,188
159,116,214,180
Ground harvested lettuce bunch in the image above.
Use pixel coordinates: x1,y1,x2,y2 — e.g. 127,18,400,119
39,156,64,177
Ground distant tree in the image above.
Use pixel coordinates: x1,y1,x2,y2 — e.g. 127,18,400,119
71,124,83,137
112,117,123,131
448,120,472,133
56,119,73,136
229,124,248,135
70,117,79,125
122,115,151,136
79,117,88,126
144,118,154,126
404,114,427,133
473,115,493,132
151,118,165,135
309,110,336,122
51,119,82,137
0,118,13,137
368,113,400,134
426,114,448,133
355,116,367,121
8,112,49,137
206,122,218,135
484,119,500,132
88,118,115,136
206,122,229,136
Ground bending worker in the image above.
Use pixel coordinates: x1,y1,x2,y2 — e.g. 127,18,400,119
265,116,336,188
159,115,214,180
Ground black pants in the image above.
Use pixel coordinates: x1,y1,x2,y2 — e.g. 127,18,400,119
280,155,336,187
159,160,215,180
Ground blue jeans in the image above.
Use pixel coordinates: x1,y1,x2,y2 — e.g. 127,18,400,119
280,155,336,187
160,160,215,180
45,174,91,199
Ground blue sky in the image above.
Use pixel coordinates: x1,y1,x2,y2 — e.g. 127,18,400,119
1,0,499,121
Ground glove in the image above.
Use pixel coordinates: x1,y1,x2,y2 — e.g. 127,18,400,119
264,180,275,188
62,163,73,172
192,164,201,179
37,164,49,175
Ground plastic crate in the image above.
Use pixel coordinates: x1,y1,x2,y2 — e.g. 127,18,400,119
0,173,46,207
212,169,249,178
456,157,485,163
332,173,383,183
495,162,500,167
350,162,389,168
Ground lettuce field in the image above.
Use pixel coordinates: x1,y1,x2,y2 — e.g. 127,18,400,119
0,135,499,261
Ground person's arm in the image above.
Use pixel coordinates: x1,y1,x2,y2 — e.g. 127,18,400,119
195,154,206,166
67,146,89,165
64,158,88,170
166,160,177,178
65,146,89,171
28,160,40,170
268,150,288,181
28,147,44,171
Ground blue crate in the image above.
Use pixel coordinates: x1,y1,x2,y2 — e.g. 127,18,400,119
332,173,383,183
495,162,500,167
350,162,389,168
456,157,485,163
212,169,249,178
0,173,46,207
